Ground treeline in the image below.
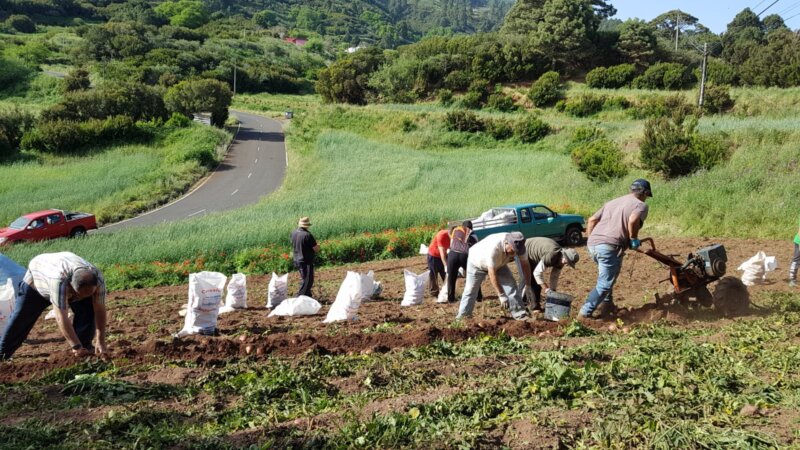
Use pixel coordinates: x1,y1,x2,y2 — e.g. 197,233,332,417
317,3,800,105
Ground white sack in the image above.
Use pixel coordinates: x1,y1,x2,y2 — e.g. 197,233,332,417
419,244,429,255
0,254,25,290
175,271,227,337
219,273,247,314
268,295,321,317
437,275,449,304
371,281,383,299
401,269,429,306
0,279,15,332
360,270,375,301
44,308,73,320
266,272,289,309
737,251,776,286
324,271,369,323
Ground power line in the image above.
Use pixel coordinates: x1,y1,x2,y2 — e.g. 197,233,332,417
776,0,800,15
752,0,769,10
785,10,800,20
758,0,781,16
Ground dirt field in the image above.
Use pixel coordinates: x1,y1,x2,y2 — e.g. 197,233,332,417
2,236,794,382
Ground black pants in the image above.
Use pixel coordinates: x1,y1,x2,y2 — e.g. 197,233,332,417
427,255,446,295
523,266,543,309
295,261,314,297
0,282,95,360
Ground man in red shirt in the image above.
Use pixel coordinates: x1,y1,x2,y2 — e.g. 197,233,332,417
427,228,451,297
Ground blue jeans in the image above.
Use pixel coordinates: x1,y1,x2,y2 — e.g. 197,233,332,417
0,282,95,360
580,244,623,316
457,260,528,320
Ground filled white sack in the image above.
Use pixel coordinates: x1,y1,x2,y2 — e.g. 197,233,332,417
266,272,289,309
268,295,321,317
419,244,429,255
437,275,449,304
175,271,227,337
220,273,247,314
360,270,375,301
737,251,776,286
324,271,370,323
0,278,15,332
44,308,73,320
401,269,429,306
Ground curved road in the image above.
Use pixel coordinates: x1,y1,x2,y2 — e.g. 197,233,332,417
102,111,286,230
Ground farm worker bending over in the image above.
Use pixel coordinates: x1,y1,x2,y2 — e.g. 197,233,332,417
524,237,579,310
291,217,320,298
427,228,450,297
790,217,800,288
457,231,532,321
0,252,108,360
580,179,652,319
446,220,479,303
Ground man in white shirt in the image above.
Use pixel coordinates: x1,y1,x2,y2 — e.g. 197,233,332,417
0,252,108,360
457,232,532,320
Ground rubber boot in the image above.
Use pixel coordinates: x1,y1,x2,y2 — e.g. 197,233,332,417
790,261,797,287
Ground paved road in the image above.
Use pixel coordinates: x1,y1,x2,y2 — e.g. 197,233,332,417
102,111,286,230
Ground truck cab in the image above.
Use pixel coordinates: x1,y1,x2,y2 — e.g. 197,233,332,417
460,204,586,246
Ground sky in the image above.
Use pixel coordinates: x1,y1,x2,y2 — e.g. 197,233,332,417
609,0,800,33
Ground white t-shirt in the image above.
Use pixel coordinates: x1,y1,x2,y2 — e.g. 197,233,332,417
23,252,106,310
467,233,515,271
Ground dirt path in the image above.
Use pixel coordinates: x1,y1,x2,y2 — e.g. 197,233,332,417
1,236,794,382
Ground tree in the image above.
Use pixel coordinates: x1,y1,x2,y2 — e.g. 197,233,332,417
721,8,764,66
6,14,36,33
616,19,658,68
315,47,386,104
62,67,91,93
500,0,546,35
155,0,210,29
165,78,233,127
529,0,599,70
254,10,278,28
649,9,700,41
762,14,788,34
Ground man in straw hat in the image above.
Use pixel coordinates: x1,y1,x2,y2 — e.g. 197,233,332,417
524,237,580,311
0,252,108,360
291,217,320,297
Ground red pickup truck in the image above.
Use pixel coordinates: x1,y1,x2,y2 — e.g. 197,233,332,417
0,210,97,245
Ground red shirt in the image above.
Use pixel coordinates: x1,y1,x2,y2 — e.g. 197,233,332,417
428,230,451,258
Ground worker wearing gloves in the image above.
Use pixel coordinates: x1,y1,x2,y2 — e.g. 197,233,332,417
524,237,579,310
0,252,108,360
457,231,531,321
580,179,651,319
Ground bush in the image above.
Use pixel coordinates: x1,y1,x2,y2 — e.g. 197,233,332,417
436,89,453,106
630,94,695,120
165,78,232,127
486,93,517,112
639,115,730,178
559,94,606,117
485,118,513,140
694,60,738,86
6,15,36,33
41,84,168,123
585,64,637,89
21,116,147,154
513,115,550,143
0,107,35,158
165,112,192,127
445,110,484,133
528,71,562,107
0,57,33,89
459,91,484,109
443,70,472,91
603,95,631,110
701,85,734,115
62,68,91,93
632,63,695,90
571,138,628,182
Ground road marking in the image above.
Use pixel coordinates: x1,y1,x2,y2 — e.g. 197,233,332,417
258,146,260,151
187,209,206,217
285,152,288,167
248,172,252,178
255,158,258,163
231,189,239,196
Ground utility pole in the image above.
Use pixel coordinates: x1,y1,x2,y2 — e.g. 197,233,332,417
233,64,237,96
675,12,680,51
698,43,708,110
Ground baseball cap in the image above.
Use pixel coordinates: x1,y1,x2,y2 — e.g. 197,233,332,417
562,248,579,267
630,179,653,197
505,232,526,257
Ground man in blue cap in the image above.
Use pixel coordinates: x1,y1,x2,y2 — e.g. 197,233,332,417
580,179,652,319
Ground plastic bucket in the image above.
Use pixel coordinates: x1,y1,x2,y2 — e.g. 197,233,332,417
543,291,574,322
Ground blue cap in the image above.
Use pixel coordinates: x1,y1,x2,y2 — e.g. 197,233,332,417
630,179,653,197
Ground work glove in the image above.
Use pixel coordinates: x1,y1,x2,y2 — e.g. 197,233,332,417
630,238,641,250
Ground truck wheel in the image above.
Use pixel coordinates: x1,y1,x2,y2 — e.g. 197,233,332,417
70,227,87,238
564,225,583,246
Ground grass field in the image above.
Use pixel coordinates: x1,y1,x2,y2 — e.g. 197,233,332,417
4,86,800,281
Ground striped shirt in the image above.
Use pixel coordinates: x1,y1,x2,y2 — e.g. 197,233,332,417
22,252,106,310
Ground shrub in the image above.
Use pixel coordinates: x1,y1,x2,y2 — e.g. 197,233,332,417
6,15,36,33
21,116,146,154
585,64,637,89
445,110,484,133
443,70,471,91
694,60,738,86
639,115,730,178
603,96,631,110
570,126,605,146
0,57,33,89
165,112,192,127
485,118,513,140
701,85,734,115
0,107,35,158
436,89,453,106
513,115,550,143
41,84,168,123
62,68,91,93
630,94,695,120
459,91,484,109
560,94,606,117
571,138,628,182
165,78,232,127
401,118,417,132
632,62,695,90
528,71,562,107
486,93,517,112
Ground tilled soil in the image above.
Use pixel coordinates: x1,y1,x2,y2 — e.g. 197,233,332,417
1,236,795,382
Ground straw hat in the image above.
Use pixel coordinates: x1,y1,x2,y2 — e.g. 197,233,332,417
298,217,312,227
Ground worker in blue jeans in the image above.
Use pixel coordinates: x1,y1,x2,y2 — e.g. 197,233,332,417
580,179,652,319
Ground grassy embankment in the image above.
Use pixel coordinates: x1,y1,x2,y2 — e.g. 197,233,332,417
1,291,798,448
4,86,800,289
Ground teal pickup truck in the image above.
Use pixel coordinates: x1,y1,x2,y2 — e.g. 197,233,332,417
452,204,586,246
